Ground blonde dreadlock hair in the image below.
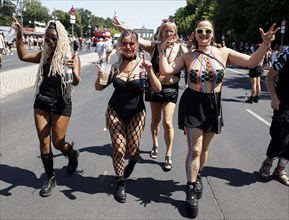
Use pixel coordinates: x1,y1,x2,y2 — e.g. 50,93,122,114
35,20,72,103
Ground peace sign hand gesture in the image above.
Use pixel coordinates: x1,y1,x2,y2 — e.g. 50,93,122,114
259,23,280,45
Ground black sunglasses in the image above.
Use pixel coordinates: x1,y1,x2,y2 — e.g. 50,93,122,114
45,36,58,43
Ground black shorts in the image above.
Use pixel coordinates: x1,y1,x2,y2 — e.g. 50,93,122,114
34,93,72,116
249,66,263,78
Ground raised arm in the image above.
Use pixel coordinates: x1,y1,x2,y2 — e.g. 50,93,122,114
12,16,41,63
112,17,154,53
227,23,280,68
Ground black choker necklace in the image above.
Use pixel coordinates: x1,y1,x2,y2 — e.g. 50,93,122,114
124,56,137,61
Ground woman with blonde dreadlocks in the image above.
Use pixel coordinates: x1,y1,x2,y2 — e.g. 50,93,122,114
12,17,81,197
95,29,161,203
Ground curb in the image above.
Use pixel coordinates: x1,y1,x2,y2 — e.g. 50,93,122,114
0,52,99,99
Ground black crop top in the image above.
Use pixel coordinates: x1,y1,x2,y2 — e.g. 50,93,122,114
150,43,181,79
39,64,62,99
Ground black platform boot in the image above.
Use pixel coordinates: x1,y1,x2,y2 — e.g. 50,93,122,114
245,96,254,103
62,142,79,174
40,153,56,197
196,173,203,199
253,95,259,103
115,176,126,203
186,182,198,218
124,159,137,178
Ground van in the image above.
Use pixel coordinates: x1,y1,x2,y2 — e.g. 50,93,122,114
112,33,121,48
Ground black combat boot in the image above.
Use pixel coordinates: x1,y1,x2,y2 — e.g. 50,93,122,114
124,159,137,178
62,142,79,174
40,153,56,197
196,172,203,199
245,96,254,103
253,95,259,103
186,182,198,218
115,176,126,203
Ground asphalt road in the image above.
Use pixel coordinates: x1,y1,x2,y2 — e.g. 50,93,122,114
1,54,288,220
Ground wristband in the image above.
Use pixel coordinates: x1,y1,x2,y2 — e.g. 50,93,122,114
160,48,166,54
262,41,270,46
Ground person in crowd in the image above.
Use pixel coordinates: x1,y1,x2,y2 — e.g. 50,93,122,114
245,44,265,103
13,16,81,197
159,18,279,217
96,38,105,63
113,17,187,171
105,38,113,63
86,37,91,52
0,33,5,67
259,48,289,187
94,29,161,203
270,43,280,65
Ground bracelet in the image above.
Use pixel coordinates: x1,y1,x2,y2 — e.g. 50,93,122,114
160,48,166,54
262,41,270,46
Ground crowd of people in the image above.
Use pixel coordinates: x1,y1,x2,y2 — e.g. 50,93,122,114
8,13,288,219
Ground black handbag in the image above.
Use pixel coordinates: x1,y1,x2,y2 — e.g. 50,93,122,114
214,92,222,134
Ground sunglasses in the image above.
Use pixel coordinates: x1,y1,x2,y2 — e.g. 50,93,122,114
44,36,58,43
162,18,175,24
121,42,136,47
195,28,213,35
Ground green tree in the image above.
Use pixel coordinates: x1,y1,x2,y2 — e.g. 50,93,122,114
22,0,50,27
0,0,16,26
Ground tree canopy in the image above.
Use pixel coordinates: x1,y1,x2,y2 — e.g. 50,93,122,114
0,0,288,45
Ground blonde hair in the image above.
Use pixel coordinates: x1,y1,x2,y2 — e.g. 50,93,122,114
157,21,179,42
113,29,140,75
35,20,72,102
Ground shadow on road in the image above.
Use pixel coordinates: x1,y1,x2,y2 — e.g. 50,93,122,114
203,166,274,186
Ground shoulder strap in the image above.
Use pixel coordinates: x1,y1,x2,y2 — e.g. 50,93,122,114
195,50,226,69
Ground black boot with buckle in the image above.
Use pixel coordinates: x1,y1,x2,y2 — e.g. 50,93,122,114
186,182,198,218
196,172,203,199
245,96,254,103
124,159,137,178
115,176,126,203
40,153,56,197
62,142,79,174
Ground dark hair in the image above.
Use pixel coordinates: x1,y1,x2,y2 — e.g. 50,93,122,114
47,22,56,30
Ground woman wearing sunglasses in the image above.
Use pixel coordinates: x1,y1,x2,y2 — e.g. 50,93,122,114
12,17,81,197
159,18,279,217
113,17,187,171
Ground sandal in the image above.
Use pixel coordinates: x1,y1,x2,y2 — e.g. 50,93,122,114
164,156,172,171
273,168,289,186
150,146,158,159
259,160,272,180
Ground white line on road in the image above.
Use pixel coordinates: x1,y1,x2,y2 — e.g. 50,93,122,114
245,109,271,127
227,68,243,74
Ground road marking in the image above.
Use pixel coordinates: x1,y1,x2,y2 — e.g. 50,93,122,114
3,59,13,62
227,68,243,74
245,109,271,127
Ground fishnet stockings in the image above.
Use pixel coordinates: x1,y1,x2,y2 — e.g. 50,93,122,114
106,106,146,176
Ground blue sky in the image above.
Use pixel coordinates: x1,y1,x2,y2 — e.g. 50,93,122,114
40,0,187,32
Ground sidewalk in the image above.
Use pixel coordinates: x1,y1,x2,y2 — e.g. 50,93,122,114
0,52,98,99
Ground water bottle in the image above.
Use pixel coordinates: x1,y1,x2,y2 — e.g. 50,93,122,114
64,52,73,83
6,28,15,43
140,67,148,89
